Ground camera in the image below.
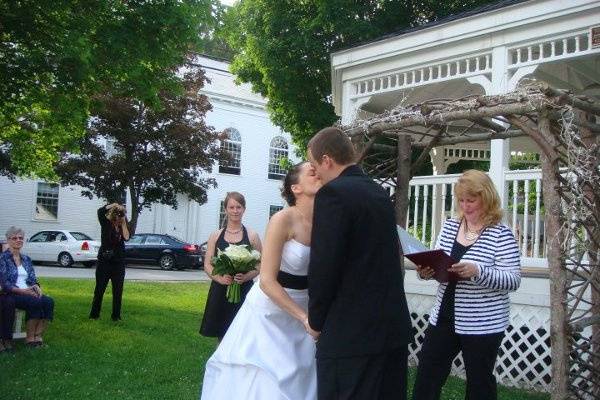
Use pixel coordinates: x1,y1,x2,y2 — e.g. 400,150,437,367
116,210,125,218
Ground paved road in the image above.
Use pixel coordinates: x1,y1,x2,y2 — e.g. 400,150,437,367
34,264,211,282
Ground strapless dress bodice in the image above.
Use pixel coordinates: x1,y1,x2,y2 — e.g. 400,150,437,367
280,239,310,276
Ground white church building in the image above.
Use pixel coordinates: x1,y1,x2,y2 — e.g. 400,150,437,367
0,56,299,246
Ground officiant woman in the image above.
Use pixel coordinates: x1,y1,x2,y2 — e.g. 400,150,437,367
199,191,262,341
412,169,521,400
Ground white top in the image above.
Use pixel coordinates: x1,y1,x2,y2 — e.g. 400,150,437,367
279,239,310,276
15,265,28,289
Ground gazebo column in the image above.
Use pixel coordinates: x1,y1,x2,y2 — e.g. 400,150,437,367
488,140,510,208
429,147,448,242
430,147,447,175
341,81,371,125
468,47,538,208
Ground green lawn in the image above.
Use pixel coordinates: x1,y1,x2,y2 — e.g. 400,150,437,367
0,278,549,400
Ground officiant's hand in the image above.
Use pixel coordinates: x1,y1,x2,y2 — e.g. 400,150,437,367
448,262,479,279
416,265,435,280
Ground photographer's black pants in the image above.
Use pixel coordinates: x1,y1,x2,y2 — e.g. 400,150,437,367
89,259,125,320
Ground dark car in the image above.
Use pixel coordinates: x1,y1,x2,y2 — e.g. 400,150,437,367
124,233,202,270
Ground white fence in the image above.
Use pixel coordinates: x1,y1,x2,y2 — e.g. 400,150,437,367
406,169,548,269
406,276,552,392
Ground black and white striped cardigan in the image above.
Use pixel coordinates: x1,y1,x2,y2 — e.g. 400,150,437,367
428,218,521,334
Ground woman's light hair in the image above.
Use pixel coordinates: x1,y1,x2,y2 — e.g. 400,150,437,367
5,226,25,239
454,170,503,226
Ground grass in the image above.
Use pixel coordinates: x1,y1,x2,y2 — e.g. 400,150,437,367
0,278,550,400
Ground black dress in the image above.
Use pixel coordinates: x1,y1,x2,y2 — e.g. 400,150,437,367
199,226,254,339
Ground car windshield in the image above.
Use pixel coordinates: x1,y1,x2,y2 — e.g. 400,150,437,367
70,232,93,241
166,235,184,244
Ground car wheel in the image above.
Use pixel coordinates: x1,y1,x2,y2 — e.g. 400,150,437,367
159,254,175,270
82,261,96,268
58,252,74,268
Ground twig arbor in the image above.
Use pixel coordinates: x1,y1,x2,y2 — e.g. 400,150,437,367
341,83,600,400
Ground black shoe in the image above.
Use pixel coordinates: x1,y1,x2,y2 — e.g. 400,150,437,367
89,314,99,320
111,316,121,322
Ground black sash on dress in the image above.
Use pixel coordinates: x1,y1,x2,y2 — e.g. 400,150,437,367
277,271,308,290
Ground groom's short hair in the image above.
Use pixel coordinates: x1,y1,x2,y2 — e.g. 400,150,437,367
308,127,355,165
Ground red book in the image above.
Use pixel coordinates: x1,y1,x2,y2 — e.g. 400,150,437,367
404,249,459,283
397,226,460,283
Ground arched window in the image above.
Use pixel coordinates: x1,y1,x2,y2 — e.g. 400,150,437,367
219,128,242,175
268,136,288,180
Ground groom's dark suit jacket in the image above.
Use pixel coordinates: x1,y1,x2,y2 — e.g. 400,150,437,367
308,165,412,359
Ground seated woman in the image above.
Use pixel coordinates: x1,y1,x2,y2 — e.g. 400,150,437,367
0,289,15,353
0,226,54,348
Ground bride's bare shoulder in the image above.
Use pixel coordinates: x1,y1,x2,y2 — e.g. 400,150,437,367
266,208,296,238
269,207,292,225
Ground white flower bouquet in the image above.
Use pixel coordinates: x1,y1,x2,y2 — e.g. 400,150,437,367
211,244,261,303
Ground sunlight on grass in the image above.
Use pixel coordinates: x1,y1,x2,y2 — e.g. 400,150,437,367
0,278,549,400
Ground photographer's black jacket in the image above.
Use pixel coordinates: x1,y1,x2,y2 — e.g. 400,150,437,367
97,205,126,260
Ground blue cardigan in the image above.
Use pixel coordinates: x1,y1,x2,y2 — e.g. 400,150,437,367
0,250,38,293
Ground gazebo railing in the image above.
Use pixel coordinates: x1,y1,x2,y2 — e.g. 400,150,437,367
404,169,548,269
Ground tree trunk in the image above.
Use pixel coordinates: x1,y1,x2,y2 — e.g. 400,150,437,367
576,110,600,398
538,115,570,400
128,186,140,235
395,135,412,276
395,135,412,228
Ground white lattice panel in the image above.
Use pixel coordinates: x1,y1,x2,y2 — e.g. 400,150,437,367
407,294,551,392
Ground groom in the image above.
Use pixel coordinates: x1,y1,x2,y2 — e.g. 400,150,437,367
307,127,412,399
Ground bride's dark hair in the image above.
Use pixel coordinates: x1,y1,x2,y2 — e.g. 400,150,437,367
281,162,307,206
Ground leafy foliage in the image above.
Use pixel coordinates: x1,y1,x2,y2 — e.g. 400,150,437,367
56,67,221,234
223,0,498,151
0,0,213,178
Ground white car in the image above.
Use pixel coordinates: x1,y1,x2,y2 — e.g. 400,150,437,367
23,230,100,267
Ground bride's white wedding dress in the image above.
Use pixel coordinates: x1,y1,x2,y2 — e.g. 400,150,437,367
200,239,317,400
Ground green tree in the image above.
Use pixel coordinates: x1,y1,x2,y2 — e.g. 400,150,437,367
0,0,213,178
56,67,221,234
223,0,497,151
202,1,236,60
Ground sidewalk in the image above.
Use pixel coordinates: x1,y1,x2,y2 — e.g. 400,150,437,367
34,265,211,282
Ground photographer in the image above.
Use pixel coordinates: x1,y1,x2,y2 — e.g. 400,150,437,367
89,203,130,321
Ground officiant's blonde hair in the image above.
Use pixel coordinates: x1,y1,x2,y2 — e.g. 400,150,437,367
454,170,503,226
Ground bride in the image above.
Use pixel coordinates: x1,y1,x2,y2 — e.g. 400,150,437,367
200,161,321,400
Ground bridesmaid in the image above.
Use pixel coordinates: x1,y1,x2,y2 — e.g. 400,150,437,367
199,192,262,341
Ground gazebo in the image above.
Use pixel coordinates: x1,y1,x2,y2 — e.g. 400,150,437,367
329,0,600,398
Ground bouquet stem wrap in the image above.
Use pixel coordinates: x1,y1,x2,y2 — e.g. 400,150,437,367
211,244,261,303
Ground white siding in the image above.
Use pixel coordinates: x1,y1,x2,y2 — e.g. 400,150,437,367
0,56,298,245
0,178,104,240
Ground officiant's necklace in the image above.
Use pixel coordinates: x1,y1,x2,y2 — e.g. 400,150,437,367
464,219,483,241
